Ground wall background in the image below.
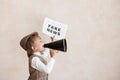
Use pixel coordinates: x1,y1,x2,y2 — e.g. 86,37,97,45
0,0,120,80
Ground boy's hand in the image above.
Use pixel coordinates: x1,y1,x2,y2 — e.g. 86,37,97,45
51,36,55,42
50,36,55,57
50,36,59,54
50,49,55,57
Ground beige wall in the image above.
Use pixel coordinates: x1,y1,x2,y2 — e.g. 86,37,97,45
0,0,120,80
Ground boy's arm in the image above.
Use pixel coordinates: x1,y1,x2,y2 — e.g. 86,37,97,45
32,57,55,74
50,37,55,58
50,49,55,57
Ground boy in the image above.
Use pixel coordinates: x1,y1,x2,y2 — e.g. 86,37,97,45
20,32,55,80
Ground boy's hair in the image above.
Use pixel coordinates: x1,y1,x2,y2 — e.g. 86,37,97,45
20,32,39,57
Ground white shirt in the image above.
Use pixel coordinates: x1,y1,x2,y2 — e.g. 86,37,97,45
31,49,55,74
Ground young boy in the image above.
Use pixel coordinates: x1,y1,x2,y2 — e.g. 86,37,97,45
20,32,55,80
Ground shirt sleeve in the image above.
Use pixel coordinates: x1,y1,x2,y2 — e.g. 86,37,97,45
31,56,55,74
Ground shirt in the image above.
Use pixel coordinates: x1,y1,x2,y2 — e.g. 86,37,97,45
31,49,55,74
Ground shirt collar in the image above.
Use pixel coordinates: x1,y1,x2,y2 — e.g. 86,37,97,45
33,52,42,56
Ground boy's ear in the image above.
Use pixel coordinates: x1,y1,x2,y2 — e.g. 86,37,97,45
31,46,37,51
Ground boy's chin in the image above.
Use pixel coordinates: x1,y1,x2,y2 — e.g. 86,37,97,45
40,48,45,52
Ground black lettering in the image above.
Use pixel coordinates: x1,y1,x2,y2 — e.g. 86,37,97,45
50,29,52,33
58,32,60,36
53,31,57,35
48,24,51,27
51,26,54,29
47,28,50,31
58,28,61,31
54,27,57,30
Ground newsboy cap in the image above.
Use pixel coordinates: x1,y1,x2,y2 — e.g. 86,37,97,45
20,32,38,50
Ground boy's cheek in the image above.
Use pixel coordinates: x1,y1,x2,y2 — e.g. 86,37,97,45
40,44,44,50
41,43,44,48
40,46,45,51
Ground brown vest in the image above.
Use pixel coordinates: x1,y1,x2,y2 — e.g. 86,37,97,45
28,55,48,80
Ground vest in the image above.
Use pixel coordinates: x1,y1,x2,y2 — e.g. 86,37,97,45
28,55,48,80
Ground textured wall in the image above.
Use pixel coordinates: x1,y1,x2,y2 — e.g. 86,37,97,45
0,0,120,80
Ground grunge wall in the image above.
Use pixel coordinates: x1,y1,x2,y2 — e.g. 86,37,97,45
0,0,120,80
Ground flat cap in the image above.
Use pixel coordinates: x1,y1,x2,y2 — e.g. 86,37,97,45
20,32,38,50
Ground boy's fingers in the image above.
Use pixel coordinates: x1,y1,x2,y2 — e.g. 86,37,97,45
51,36,55,41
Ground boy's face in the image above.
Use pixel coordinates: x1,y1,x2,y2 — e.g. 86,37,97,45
32,36,45,52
